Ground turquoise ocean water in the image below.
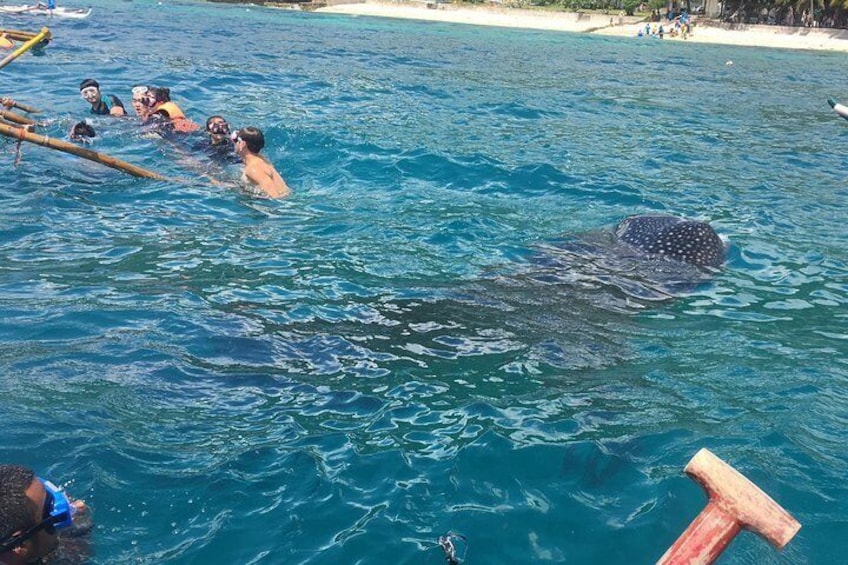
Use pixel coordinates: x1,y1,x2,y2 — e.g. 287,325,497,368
1,0,847,562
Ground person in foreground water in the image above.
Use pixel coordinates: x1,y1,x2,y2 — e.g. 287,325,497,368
79,79,125,117
231,126,290,199
0,464,90,564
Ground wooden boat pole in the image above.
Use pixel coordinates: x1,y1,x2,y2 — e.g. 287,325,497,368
9,100,41,114
0,29,40,42
0,122,166,180
0,27,51,71
0,108,36,126
656,449,801,565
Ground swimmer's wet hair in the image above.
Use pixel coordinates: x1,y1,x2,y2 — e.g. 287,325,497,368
147,87,171,105
79,78,99,91
237,126,264,154
0,464,36,542
71,121,96,138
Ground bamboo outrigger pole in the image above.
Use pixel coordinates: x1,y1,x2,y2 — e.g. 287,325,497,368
0,108,36,126
0,29,41,42
5,100,42,114
0,27,51,71
0,122,167,180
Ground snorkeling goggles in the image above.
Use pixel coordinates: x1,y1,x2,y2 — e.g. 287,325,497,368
79,86,99,99
0,479,75,553
132,85,160,108
208,121,230,135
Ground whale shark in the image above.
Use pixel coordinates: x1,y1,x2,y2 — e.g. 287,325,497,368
522,214,727,304
613,215,725,268
270,215,729,374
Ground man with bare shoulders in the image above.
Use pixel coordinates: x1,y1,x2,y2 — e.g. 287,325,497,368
231,126,290,199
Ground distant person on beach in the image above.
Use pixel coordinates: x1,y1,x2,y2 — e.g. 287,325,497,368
0,464,90,565
231,126,290,199
79,79,126,117
141,87,199,133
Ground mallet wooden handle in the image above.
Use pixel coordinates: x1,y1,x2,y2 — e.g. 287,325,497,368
657,449,801,565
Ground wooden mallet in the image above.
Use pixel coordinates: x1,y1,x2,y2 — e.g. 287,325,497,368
657,448,801,565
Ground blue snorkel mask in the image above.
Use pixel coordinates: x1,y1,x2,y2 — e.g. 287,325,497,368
41,479,74,531
0,478,75,553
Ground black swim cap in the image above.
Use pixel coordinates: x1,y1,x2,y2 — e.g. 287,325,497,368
79,78,99,91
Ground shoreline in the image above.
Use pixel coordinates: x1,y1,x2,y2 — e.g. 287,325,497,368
309,0,848,52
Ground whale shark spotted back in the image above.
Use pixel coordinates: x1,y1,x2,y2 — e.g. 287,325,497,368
614,215,725,268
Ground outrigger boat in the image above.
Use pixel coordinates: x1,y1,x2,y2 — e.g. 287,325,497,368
0,26,51,69
0,4,92,19
0,27,51,42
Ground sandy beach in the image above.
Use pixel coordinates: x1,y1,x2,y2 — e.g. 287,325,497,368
313,0,848,52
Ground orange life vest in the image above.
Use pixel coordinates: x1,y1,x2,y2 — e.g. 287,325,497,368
153,101,199,133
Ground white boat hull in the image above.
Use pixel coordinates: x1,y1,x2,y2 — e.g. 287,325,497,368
0,5,92,19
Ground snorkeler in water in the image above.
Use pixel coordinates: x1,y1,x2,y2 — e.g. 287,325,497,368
192,115,240,165
0,464,92,565
231,126,290,199
79,79,126,117
130,85,152,120
141,87,199,133
69,121,96,144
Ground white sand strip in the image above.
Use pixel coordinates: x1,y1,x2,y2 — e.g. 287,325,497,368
313,1,848,52
315,1,631,32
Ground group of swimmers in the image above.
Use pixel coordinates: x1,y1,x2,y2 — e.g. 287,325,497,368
4,78,290,199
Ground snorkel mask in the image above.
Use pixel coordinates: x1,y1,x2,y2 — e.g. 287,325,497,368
131,85,148,103
41,479,74,531
79,86,100,102
0,479,76,553
208,121,229,136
